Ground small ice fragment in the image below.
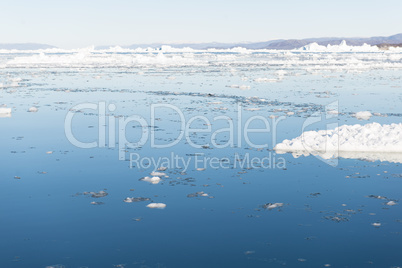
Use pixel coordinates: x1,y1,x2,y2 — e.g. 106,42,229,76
46,151,53,154
371,222,381,227
157,167,167,171
354,111,372,120
263,203,284,210
141,176,161,184
146,203,166,209
84,191,108,198
150,171,166,177
196,168,206,171
124,197,150,203
386,201,397,206
254,78,277,82
90,201,104,205
187,191,210,198
28,107,38,113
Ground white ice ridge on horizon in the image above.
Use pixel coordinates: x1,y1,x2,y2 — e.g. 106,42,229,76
274,123,402,163
1,40,401,54
1,41,402,71
297,40,381,52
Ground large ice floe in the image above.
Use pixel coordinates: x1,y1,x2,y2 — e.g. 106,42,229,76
274,123,402,163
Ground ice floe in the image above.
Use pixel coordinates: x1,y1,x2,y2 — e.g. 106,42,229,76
386,201,397,206
140,176,161,184
0,107,11,117
262,203,284,210
150,171,166,177
146,203,166,209
354,111,372,120
275,123,402,163
124,197,150,203
28,107,38,113
83,191,108,198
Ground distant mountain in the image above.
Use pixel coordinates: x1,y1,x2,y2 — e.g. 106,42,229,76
0,43,56,50
98,33,402,50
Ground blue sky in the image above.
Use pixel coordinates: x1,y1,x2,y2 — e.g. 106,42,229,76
1,0,401,48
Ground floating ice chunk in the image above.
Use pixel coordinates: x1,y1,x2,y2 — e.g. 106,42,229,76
386,201,397,206
150,171,166,177
0,107,11,116
262,203,284,210
354,111,372,120
141,176,161,184
0,107,11,113
371,222,381,227
254,78,278,82
157,167,168,171
228,84,250,90
274,123,402,163
187,191,210,198
367,195,388,200
83,191,108,198
146,203,166,209
28,107,38,113
90,201,104,205
124,197,150,203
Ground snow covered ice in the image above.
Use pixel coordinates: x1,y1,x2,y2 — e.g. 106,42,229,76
275,123,402,163
146,203,167,209
354,111,373,120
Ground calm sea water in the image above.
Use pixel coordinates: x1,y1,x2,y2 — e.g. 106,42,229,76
1,52,402,268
